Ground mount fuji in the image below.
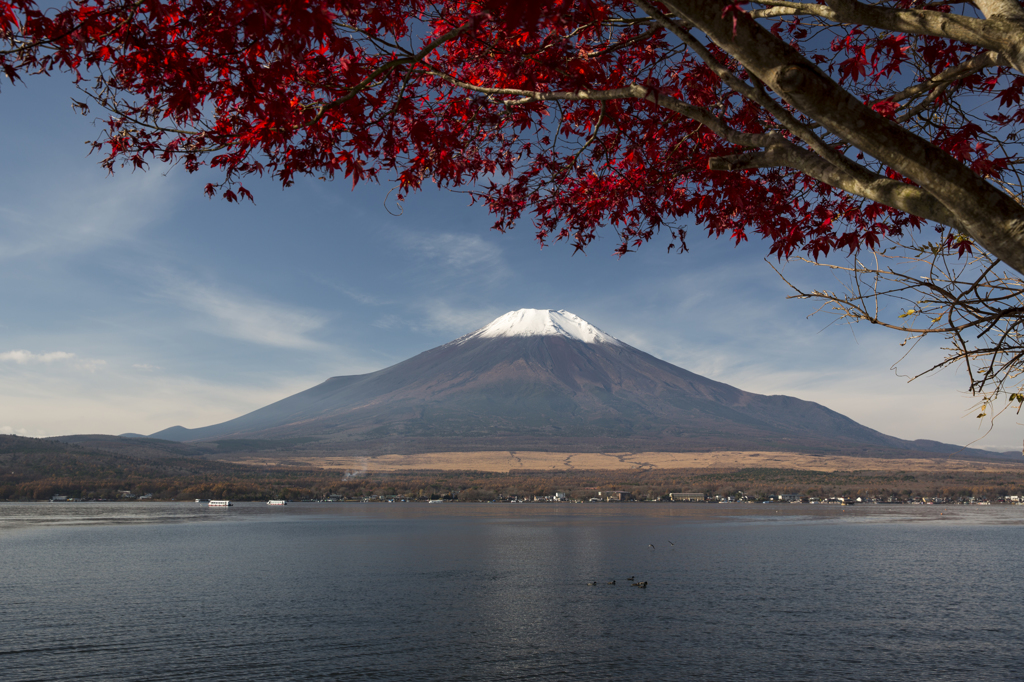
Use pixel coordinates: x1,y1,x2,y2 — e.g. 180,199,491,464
148,309,991,459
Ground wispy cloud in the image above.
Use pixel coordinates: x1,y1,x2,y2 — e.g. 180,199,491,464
341,287,391,306
0,350,105,372
398,231,510,280
161,278,328,350
371,314,402,330
0,361,324,437
0,350,76,364
0,171,172,259
419,301,501,336
311,276,395,307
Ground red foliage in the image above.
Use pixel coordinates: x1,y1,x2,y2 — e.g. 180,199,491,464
2,0,1019,259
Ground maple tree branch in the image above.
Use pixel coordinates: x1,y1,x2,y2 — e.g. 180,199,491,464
583,25,659,59
662,0,1024,275
631,0,856,179
14,0,1022,307
972,0,1024,22
0,0,145,83
894,82,948,124
746,0,1024,74
311,20,476,124
747,1,840,21
823,0,1024,73
635,0,973,234
554,101,607,179
710,141,960,227
425,72,777,149
73,76,226,158
1,1,140,50
887,50,1008,105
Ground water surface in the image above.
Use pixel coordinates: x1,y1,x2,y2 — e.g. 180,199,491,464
2,502,1021,680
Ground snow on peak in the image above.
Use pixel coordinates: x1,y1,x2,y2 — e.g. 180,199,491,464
460,309,620,345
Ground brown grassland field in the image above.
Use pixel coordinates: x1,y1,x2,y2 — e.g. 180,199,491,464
4,436,1024,502
232,449,1024,475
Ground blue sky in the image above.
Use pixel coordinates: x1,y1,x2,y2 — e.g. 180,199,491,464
1,74,1020,452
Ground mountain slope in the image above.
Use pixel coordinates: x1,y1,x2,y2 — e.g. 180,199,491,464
148,309,1000,458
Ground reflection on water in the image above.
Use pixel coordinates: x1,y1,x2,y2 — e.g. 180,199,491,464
2,503,1023,681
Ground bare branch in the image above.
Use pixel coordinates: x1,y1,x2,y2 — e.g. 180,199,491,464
777,236,1024,401
887,50,1009,105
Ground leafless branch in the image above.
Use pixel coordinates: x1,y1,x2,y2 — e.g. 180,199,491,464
776,235,1024,407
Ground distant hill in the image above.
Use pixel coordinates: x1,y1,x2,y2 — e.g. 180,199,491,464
145,309,1019,463
0,434,349,501
0,434,244,481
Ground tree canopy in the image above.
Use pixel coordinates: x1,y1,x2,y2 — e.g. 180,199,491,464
4,0,1024,401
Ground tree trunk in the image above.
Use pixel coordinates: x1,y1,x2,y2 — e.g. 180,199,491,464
663,0,1024,274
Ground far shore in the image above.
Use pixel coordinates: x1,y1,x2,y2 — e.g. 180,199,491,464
226,449,1024,474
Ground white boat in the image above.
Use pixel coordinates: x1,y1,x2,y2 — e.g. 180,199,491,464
208,500,232,507
267,499,287,505
427,499,445,504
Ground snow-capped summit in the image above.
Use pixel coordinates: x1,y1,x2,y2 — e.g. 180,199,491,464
458,309,621,345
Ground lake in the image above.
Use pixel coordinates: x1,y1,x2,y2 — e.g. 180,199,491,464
2,502,1022,681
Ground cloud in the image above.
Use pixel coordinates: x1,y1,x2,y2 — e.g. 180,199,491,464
311,276,396,307
0,364,324,437
0,350,105,372
371,314,402,330
750,365,1024,451
161,278,328,350
398,231,510,280
0,171,173,259
0,350,76,364
420,301,501,336
340,287,392,306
